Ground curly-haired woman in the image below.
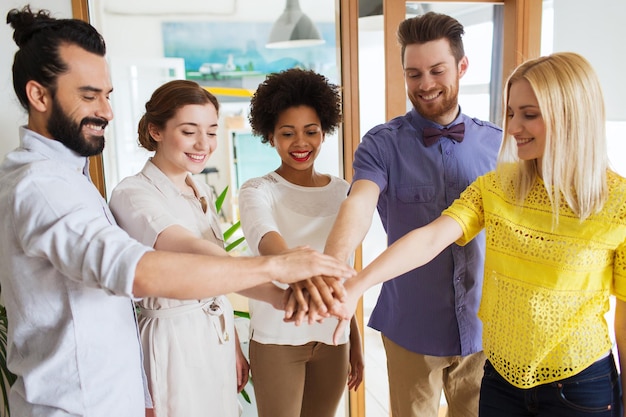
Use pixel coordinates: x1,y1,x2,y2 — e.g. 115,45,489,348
238,69,364,417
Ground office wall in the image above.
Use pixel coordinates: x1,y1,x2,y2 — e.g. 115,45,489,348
552,0,626,121
0,0,72,159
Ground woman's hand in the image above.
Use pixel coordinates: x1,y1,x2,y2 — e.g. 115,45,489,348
347,317,364,391
283,286,333,325
234,330,250,393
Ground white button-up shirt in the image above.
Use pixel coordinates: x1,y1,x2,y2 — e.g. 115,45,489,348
0,127,151,417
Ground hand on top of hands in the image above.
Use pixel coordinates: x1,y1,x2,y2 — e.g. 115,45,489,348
283,276,348,325
272,246,355,285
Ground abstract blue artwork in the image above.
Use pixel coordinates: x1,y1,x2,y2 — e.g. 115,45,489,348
162,21,338,82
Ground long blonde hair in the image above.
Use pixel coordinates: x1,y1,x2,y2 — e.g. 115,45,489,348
497,52,608,222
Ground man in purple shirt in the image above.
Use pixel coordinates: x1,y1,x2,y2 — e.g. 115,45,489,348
324,12,501,417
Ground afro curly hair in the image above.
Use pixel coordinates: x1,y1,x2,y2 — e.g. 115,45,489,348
248,68,342,143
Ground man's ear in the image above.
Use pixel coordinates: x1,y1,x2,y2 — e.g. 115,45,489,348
25,80,51,113
458,56,469,79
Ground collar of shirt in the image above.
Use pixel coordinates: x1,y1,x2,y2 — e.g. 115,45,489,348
140,159,224,243
407,106,466,134
140,158,202,200
20,126,89,176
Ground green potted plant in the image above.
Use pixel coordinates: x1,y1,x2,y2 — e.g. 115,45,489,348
215,186,252,405
0,300,16,417
214,186,246,253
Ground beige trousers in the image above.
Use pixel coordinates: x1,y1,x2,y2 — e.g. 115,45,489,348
249,340,349,417
382,335,485,417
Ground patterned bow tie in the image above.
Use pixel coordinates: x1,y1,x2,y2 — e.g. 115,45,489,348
422,122,465,147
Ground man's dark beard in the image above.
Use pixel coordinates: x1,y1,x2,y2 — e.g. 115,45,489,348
46,98,107,157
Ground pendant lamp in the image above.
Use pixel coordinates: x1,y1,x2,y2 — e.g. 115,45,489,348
266,0,325,49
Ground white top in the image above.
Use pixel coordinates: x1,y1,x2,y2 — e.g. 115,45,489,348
0,127,151,417
109,160,241,417
238,171,350,345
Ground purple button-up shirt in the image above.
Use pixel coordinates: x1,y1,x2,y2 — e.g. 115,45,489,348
354,108,502,356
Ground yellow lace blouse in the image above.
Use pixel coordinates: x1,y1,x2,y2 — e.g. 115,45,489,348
443,168,626,388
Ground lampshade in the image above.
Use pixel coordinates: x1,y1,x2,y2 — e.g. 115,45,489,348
266,0,325,49
357,0,425,31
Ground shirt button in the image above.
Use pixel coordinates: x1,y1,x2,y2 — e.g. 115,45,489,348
445,150,451,155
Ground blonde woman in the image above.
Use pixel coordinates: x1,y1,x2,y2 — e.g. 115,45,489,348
332,52,626,417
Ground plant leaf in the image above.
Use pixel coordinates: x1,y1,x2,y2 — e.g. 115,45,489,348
240,388,251,404
215,186,229,213
233,310,250,319
224,236,245,253
223,221,240,241
0,305,16,416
